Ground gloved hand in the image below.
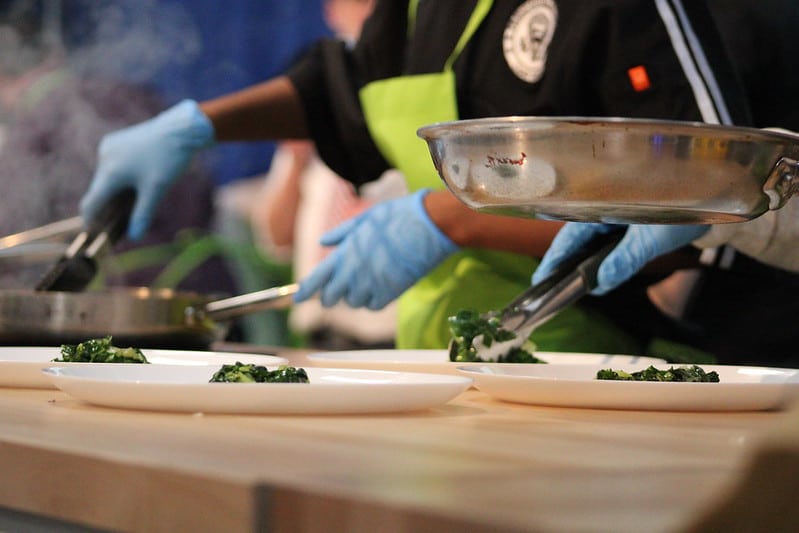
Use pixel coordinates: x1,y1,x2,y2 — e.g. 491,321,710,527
532,222,709,294
80,99,215,240
294,189,459,310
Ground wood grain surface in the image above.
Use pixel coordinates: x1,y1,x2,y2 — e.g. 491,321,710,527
0,344,792,532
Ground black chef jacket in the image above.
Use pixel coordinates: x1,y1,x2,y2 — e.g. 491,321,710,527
286,0,799,367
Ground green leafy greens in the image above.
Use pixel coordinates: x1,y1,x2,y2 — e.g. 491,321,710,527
447,309,543,364
596,365,720,382
56,336,149,363
209,362,310,383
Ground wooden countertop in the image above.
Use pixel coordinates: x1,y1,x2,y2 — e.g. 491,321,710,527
0,344,794,532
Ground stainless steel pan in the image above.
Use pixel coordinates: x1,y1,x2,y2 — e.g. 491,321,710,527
0,284,299,348
417,117,799,224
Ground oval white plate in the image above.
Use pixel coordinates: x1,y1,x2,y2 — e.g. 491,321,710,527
457,363,799,412
42,365,472,414
0,347,287,389
307,349,666,375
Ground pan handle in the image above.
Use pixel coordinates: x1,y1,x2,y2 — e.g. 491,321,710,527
193,283,300,322
764,157,799,211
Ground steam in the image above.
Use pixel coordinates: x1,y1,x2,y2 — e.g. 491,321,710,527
66,1,201,82
0,0,206,287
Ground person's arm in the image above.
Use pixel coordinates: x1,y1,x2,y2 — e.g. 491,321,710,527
423,190,564,258
200,76,309,141
292,187,564,310
81,76,312,240
251,141,315,256
265,142,313,248
693,197,799,272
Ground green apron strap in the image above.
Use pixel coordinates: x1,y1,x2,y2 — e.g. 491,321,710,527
407,0,419,40
444,0,493,70
407,0,493,70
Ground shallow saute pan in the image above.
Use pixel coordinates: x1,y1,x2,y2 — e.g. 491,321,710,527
417,117,799,224
0,284,298,349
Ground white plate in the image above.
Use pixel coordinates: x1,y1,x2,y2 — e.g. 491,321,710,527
457,364,799,411
306,349,667,375
0,347,288,389
41,365,472,414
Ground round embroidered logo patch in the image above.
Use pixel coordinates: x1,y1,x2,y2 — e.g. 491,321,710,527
503,0,558,84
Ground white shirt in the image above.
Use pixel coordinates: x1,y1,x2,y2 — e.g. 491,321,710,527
694,197,799,272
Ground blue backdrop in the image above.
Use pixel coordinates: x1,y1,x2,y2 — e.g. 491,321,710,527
64,0,332,186
153,1,331,186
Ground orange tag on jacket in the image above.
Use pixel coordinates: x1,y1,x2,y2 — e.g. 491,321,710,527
627,65,651,92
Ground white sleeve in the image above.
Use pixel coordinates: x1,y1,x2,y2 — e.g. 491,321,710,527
693,198,799,272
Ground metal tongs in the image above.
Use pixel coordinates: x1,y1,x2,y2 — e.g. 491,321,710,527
467,231,625,360
35,190,136,292
0,216,83,264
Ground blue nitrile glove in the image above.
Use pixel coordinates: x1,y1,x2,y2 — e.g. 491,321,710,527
80,99,215,240
532,222,709,294
294,189,459,310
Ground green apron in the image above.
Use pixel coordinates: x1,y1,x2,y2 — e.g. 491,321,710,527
358,0,640,353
